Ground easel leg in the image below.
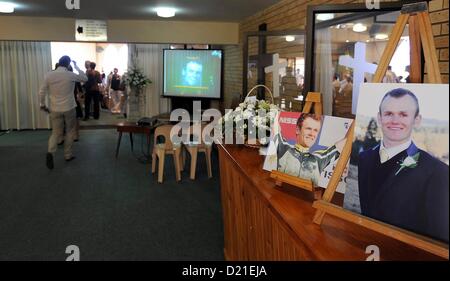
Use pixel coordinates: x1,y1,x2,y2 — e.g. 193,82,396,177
115,132,122,159
129,133,134,152
314,188,323,201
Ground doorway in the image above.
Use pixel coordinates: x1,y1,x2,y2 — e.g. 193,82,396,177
51,42,128,127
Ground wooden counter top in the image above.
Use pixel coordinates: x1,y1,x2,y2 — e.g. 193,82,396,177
218,144,444,261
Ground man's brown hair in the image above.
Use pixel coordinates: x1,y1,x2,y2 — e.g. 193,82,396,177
296,113,321,130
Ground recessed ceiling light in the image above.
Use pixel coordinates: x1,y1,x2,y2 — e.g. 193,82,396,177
316,13,334,21
0,2,15,13
346,40,350,43
366,39,370,42
155,7,176,18
353,23,367,32
285,35,295,42
375,33,388,40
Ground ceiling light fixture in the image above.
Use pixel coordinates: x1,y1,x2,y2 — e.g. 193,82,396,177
155,7,176,18
353,23,367,32
316,13,334,21
285,35,295,42
375,33,388,40
0,2,15,13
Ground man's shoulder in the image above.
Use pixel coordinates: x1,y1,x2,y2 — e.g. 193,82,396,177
279,147,298,163
313,145,337,155
418,149,448,171
359,145,379,159
45,69,70,79
44,71,54,79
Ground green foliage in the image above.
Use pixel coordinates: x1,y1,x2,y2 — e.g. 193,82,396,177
123,67,152,90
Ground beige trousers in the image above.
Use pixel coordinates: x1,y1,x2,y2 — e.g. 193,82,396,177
49,108,76,159
110,90,122,113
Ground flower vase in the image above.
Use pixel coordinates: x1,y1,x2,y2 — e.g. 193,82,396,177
138,91,146,119
127,88,144,122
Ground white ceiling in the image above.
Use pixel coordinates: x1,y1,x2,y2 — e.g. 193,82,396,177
3,0,281,22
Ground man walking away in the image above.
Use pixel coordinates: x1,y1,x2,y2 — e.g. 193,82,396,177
39,55,88,169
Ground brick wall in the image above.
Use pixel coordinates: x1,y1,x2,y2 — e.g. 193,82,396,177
429,0,449,82
222,45,242,108
222,0,449,109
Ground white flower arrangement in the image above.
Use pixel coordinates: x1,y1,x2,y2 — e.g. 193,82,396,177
217,99,280,145
123,66,152,93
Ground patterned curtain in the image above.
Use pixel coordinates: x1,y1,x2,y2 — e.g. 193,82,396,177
0,41,52,130
127,44,170,118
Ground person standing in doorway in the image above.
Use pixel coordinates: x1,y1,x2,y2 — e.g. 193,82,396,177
108,68,122,113
84,62,102,120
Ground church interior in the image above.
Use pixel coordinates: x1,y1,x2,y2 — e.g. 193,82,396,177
0,0,448,264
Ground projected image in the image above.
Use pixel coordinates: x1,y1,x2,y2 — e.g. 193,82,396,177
183,61,203,87
164,49,222,98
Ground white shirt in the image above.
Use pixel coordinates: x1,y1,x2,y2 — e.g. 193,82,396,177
39,66,88,112
379,138,412,163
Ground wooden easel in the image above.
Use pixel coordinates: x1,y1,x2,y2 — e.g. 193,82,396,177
270,91,323,200
301,92,322,116
312,2,448,259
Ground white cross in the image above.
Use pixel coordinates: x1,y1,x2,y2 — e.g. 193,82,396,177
338,42,378,114
265,53,287,98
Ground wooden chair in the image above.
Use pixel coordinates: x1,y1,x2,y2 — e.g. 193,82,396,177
151,124,182,183
183,123,213,180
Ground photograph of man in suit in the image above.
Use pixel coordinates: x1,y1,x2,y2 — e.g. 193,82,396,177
276,114,346,186
358,88,448,243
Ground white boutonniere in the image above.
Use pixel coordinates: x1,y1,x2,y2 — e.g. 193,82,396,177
395,152,420,176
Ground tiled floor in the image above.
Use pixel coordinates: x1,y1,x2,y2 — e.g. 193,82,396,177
80,108,127,128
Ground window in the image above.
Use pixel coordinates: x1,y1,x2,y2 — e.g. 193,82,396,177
304,1,424,117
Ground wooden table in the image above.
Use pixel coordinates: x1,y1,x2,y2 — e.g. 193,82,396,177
218,144,445,261
115,122,152,158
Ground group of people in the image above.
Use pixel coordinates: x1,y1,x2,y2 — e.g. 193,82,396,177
332,73,353,98
83,61,127,120
332,65,411,98
38,55,128,169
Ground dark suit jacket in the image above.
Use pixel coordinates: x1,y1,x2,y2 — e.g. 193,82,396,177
358,142,449,243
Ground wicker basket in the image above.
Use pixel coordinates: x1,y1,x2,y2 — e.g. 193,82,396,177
245,84,274,104
243,85,274,149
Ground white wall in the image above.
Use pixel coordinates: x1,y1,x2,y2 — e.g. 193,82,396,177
0,16,239,44
51,42,97,72
51,42,128,76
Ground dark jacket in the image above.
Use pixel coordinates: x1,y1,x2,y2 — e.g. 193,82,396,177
358,142,449,243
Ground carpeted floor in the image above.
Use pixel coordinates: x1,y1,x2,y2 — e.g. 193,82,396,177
0,129,224,261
